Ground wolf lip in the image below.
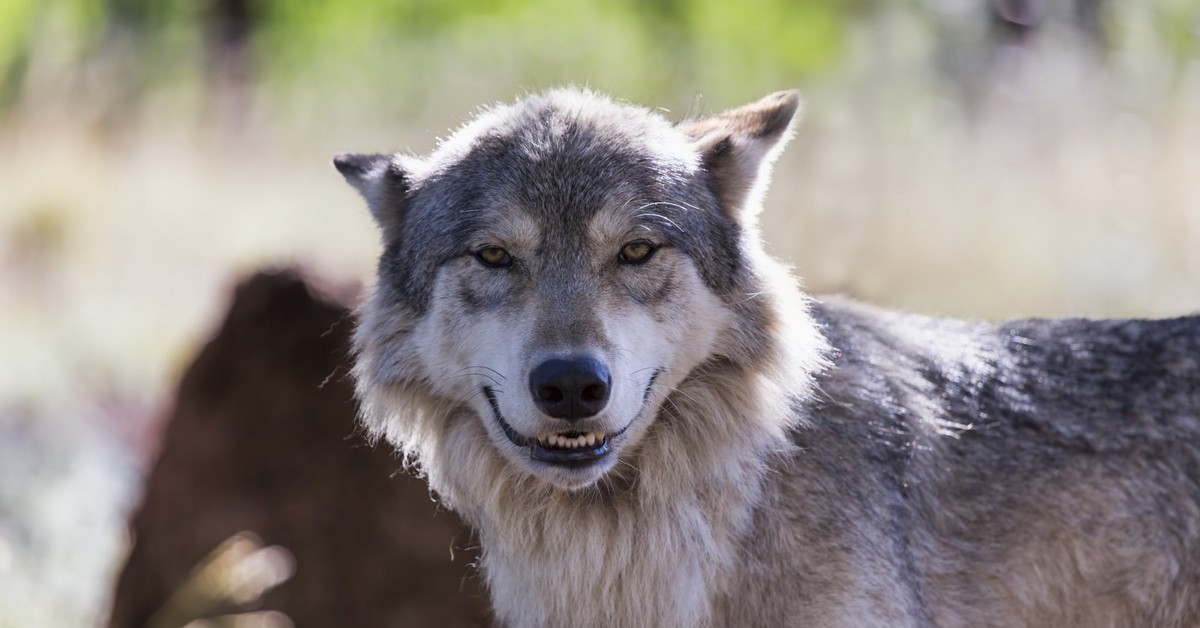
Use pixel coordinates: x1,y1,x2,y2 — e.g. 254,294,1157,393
483,386,613,466
481,370,660,468
483,386,531,448
530,437,611,466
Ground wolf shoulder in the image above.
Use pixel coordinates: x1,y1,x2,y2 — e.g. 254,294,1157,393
806,295,1200,451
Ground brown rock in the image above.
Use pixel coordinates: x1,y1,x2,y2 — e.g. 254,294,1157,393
108,269,490,628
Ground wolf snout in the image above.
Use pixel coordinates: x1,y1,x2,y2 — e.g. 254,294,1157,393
528,356,612,420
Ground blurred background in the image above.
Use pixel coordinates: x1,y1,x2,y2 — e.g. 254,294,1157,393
1,0,1199,625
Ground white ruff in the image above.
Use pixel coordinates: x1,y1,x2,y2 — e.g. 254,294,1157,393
354,263,828,627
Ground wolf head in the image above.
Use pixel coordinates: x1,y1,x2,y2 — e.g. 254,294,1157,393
338,89,817,493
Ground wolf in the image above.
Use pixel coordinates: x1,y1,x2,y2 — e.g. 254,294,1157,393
333,88,1200,627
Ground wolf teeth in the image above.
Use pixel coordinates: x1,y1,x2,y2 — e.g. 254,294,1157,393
536,431,606,450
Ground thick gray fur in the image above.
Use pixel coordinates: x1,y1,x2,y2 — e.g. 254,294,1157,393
337,88,1200,627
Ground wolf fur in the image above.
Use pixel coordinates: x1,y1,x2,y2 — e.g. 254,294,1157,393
335,89,1200,627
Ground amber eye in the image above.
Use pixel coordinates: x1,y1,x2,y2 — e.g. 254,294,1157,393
475,247,513,268
618,241,657,265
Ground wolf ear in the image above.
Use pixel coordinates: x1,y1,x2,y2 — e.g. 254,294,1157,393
333,152,414,241
678,90,801,221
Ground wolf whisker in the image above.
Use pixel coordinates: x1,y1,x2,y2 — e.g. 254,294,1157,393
633,208,685,233
457,365,507,380
451,372,504,387
635,199,697,216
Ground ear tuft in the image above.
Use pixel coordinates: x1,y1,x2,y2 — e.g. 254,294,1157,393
333,152,392,196
746,90,801,138
333,152,387,178
679,90,803,222
332,152,412,242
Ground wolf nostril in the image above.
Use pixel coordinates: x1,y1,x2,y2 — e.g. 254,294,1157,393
529,356,612,421
581,383,605,403
537,385,564,404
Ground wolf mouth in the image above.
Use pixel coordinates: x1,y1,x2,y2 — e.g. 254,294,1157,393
482,370,661,468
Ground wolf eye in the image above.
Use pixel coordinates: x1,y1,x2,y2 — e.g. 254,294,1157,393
618,241,657,265
475,247,513,268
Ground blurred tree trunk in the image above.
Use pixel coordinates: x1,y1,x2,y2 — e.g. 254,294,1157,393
108,269,491,628
203,0,259,130
989,0,1107,46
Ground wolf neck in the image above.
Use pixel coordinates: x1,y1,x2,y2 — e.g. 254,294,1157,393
437,299,825,627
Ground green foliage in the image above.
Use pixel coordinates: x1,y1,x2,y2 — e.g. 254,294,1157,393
1156,0,1200,60
0,0,38,106
2,0,856,112
2,0,1198,115
687,0,848,80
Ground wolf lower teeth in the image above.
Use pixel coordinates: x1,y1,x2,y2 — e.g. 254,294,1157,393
537,432,604,449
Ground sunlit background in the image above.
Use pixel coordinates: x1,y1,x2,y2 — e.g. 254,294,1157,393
2,0,1199,625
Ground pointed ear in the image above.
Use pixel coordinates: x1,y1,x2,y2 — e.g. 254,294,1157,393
678,90,801,221
333,152,414,241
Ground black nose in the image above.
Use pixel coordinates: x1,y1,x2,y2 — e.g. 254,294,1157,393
528,356,612,421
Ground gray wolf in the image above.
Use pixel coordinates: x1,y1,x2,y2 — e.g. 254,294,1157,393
334,89,1200,627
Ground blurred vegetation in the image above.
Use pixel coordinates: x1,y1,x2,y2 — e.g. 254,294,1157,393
3,0,1196,123
3,0,857,115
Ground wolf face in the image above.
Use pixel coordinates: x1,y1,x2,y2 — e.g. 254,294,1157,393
338,89,800,490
